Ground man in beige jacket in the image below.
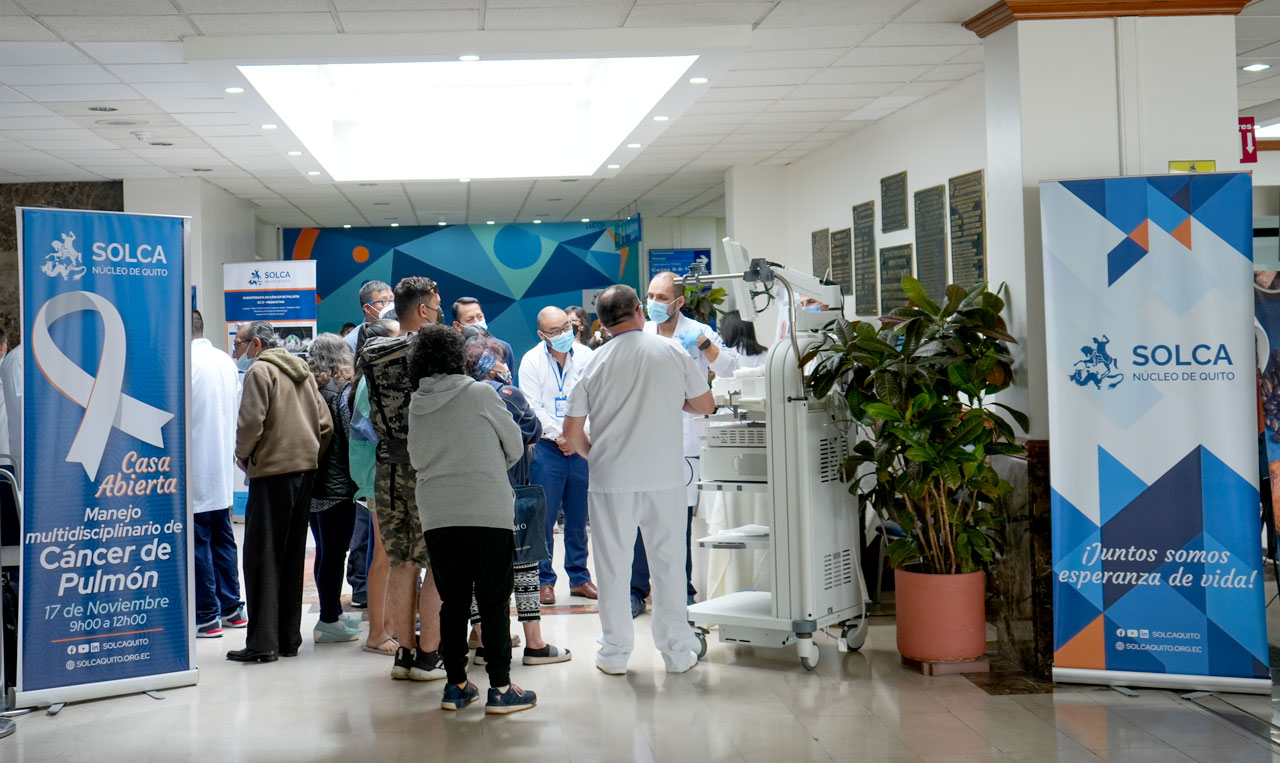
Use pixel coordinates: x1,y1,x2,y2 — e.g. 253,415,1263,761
230,320,333,662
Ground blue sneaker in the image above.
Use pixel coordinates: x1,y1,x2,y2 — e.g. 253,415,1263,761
485,684,536,715
440,681,480,711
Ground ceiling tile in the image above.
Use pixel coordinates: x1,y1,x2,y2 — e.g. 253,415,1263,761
189,124,261,137
0,64,119,86
20,135,122,150
896,0,994,23
13,83,141,101
1239,16,1280,40
749,110,847,123
787,82,896,99
37,15,197,42
173,112,245,126
758,0,916,27
767,97,876,112
77,42,184,64
736,48,848,69
177,0,332,11
1242,0,1280,14
716,68,821,87
892,80,952,97
132,82,218,100
948,46,984,64
860,23,981,47
748,26,879,51
338,10,480,33
832,45,971,67
918,63,983,82
106,64,203,83
0,102,53,116
0,17,58,41
485,5,627,29
189,13,339,34
684,100,773,114
700,85,794,102
336,0,478,8
0,42,90,65
23,0,175,13
624,2,775,27
805,65,933,85
150,98,236,113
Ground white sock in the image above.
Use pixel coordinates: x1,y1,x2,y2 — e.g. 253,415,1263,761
492,685,509,693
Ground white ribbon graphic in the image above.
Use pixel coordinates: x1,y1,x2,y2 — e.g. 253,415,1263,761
32,291,174,480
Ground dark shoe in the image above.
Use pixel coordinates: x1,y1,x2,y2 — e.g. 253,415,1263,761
280,648,298,657
409,648,447,681
226,648,277,663
569,581,598,600
539,585,556,606
350,591,368,609
523,644,571,665
485,684,536,714
631,596,645,619
391,646,413,679
441,681,480,711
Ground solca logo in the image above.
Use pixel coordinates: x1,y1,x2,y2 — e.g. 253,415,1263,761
41,232,86,281
1069,334,1124,390
248,269,262,286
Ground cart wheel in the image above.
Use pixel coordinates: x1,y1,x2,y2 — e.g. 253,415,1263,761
796,634,819,671
695,630,707,659
842,615,868,653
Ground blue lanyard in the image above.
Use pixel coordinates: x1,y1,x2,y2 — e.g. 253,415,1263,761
545,344,570,394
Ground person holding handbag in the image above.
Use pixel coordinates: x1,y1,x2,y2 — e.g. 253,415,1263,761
463,337,571,666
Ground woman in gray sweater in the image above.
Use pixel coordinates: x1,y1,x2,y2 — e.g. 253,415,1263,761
406,324,536,715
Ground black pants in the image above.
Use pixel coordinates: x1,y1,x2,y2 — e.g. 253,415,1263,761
244,471,314,654
425,527,515,686
309,501,356,623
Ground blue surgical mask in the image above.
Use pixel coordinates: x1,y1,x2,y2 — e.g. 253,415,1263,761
802,304,822,312
550,332,575,353
235,352,254,372
647,299,674,324
473,319,488,332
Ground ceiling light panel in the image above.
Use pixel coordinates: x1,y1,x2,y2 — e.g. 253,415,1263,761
238,56,698,180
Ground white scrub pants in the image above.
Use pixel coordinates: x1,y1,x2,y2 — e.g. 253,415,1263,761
589,486,700,669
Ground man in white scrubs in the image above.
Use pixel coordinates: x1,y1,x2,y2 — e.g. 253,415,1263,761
632,271,739,614
562,284,715,675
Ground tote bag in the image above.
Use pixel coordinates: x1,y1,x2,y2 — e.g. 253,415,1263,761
513,484,549,565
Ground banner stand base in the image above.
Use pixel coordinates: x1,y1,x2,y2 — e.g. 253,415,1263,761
15,668,198,710
1054,667,1271,695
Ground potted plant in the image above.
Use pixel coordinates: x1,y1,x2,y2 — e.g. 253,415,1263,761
682,283,727,326
807,277,1028,663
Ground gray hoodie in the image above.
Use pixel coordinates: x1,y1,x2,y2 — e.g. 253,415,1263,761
407,373,524,532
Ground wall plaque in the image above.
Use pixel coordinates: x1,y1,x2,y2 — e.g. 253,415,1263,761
880,244,914,313
881,171,908,233
852,201,876,315
811,228,830,280
914,185,947,303
829,227,852,297
949,170,986,288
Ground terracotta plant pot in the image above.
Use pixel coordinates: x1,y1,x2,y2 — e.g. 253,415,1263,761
894,568,986,662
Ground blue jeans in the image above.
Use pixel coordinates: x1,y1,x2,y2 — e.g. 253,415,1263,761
193,509,242,625
631,506,696,601
532,439,591,587
345,503,372,597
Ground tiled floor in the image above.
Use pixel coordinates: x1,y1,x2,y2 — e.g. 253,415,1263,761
5,538,1280,762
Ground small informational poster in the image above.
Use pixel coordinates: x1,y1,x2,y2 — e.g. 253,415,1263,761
852,201,877,315
223,261,317,356
647,248,711,283
949,170,986,288
829,228,852,296
914,185,948,303
17,207,195,707
881,171,909,233
879,244,914,313
811,228,830,280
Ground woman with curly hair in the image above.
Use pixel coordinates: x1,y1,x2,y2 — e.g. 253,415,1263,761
406,324,537,714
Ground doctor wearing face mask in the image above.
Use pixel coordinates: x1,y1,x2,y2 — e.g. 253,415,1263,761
453,297,516,374
632,271,740,616
518,306,598,606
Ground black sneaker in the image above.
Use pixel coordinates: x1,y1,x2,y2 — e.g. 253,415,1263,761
391,646,413,680
409,648,446,681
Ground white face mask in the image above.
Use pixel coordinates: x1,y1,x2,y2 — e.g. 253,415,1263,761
378,303,394,319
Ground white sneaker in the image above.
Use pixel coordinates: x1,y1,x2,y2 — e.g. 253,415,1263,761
663,650,699,674
594,652,629,675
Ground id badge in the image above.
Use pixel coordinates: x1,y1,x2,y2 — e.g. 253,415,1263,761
555,395,568,418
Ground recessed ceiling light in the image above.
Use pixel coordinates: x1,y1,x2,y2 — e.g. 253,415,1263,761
459,55,480,62
626,143,641,149
88,105,117,112
261,123,278,130
149,141,173,147
342,224,351,228
287,150,302,156
688,76,708,85
1244,63,1271,72
533,219,542,224
607,163,620,169
239,55,699,181
225,86,245,94
437,221,447,226
486,220,495,225
652,115,669,121
390,222,399,227
459,178,470,183
307,170,320,175
581,218,590,223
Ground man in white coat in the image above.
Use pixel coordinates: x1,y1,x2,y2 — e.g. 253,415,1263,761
630,271,738,615
562,284,715,675
191,310,246,637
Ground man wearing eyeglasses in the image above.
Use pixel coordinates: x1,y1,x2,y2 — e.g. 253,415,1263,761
344,280,394,354
518,306,597,606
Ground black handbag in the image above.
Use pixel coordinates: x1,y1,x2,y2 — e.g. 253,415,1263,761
513,484,549,565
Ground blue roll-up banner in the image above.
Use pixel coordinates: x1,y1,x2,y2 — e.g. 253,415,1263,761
16,207,196,707
1043,173,1270,694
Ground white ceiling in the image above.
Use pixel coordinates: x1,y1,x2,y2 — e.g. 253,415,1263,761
0,0,1269,228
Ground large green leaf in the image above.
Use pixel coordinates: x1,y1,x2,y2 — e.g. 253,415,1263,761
901,276,941,316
